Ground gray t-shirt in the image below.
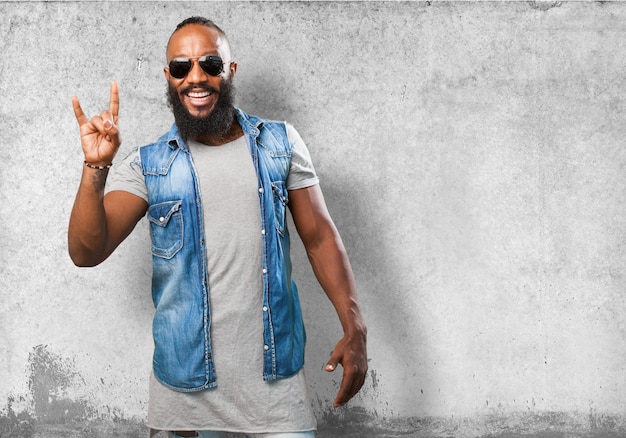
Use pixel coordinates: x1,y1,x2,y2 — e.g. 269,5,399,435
106,124,319,433
107,124,319,201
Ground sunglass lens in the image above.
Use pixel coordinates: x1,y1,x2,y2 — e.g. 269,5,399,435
169,59,192,79
199,56,224,76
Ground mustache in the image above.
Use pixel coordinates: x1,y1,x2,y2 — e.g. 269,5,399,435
180,84,219,95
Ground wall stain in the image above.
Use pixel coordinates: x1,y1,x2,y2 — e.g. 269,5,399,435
28,344,91,423
317,406,626,438
4,346,626,437
528,1,562,11
0,395,35,438
370,369,379,391
0,345,145,437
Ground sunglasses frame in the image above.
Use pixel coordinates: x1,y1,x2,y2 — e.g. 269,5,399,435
168,55,228,79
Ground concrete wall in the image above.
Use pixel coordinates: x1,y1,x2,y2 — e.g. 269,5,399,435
1,1,626,437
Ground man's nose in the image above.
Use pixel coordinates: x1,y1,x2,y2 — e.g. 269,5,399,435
186,60,208,83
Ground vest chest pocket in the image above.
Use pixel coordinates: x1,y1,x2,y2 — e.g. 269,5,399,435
271,182,288,236
148,200,183,259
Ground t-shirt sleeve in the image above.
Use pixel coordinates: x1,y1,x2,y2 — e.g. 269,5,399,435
286,123,319,191
104,148,149,202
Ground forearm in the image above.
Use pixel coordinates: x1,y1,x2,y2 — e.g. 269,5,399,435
68,167,110,266
305,229,367,337
289,185,367,406
307,228,368,407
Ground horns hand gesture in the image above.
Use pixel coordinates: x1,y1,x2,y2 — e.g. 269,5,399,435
72,81,121,166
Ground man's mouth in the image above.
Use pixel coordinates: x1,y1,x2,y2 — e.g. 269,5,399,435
183,87,217,108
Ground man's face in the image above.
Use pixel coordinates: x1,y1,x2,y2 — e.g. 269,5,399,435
165,23,236,119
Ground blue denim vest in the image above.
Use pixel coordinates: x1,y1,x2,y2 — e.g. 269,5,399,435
140,108,305,392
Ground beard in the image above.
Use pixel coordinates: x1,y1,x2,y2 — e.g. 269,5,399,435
167,77,236,142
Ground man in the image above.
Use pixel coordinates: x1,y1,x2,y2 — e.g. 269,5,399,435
69,17,367,438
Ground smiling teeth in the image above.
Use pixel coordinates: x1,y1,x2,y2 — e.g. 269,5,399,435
188,91,210,98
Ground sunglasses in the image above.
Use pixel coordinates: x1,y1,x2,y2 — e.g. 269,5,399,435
168,55,227,79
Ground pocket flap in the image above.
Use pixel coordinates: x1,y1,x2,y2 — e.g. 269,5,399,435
148,200,182,227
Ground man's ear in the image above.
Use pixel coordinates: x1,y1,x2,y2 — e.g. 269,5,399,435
229,62,238,78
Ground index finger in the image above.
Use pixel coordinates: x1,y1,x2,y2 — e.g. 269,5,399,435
72,96,89,126
109,80,119,122
335,367,358,407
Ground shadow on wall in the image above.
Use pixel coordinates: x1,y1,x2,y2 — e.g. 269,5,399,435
236,66,301,123
299,159,626,438
310,176,428,432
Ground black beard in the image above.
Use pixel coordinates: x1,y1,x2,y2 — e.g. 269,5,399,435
167,78,236,142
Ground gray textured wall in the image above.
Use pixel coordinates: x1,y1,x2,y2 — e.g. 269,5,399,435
2,1,626,437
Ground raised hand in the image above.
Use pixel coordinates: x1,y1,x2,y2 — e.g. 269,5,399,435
72,81,121,166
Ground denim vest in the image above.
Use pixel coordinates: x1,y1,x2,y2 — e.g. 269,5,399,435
140,108,305,392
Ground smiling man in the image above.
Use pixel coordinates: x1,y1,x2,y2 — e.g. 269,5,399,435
68,16,367,438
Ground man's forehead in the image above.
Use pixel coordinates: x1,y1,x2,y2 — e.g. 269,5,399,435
166,24,227,57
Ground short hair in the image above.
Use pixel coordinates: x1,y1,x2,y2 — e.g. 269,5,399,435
174,16,226,38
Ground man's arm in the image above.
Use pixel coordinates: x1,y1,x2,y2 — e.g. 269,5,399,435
69,185,147,267
68,81,148,266
288,184,367,408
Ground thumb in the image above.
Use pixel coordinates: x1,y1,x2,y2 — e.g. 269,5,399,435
325,352,340,373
